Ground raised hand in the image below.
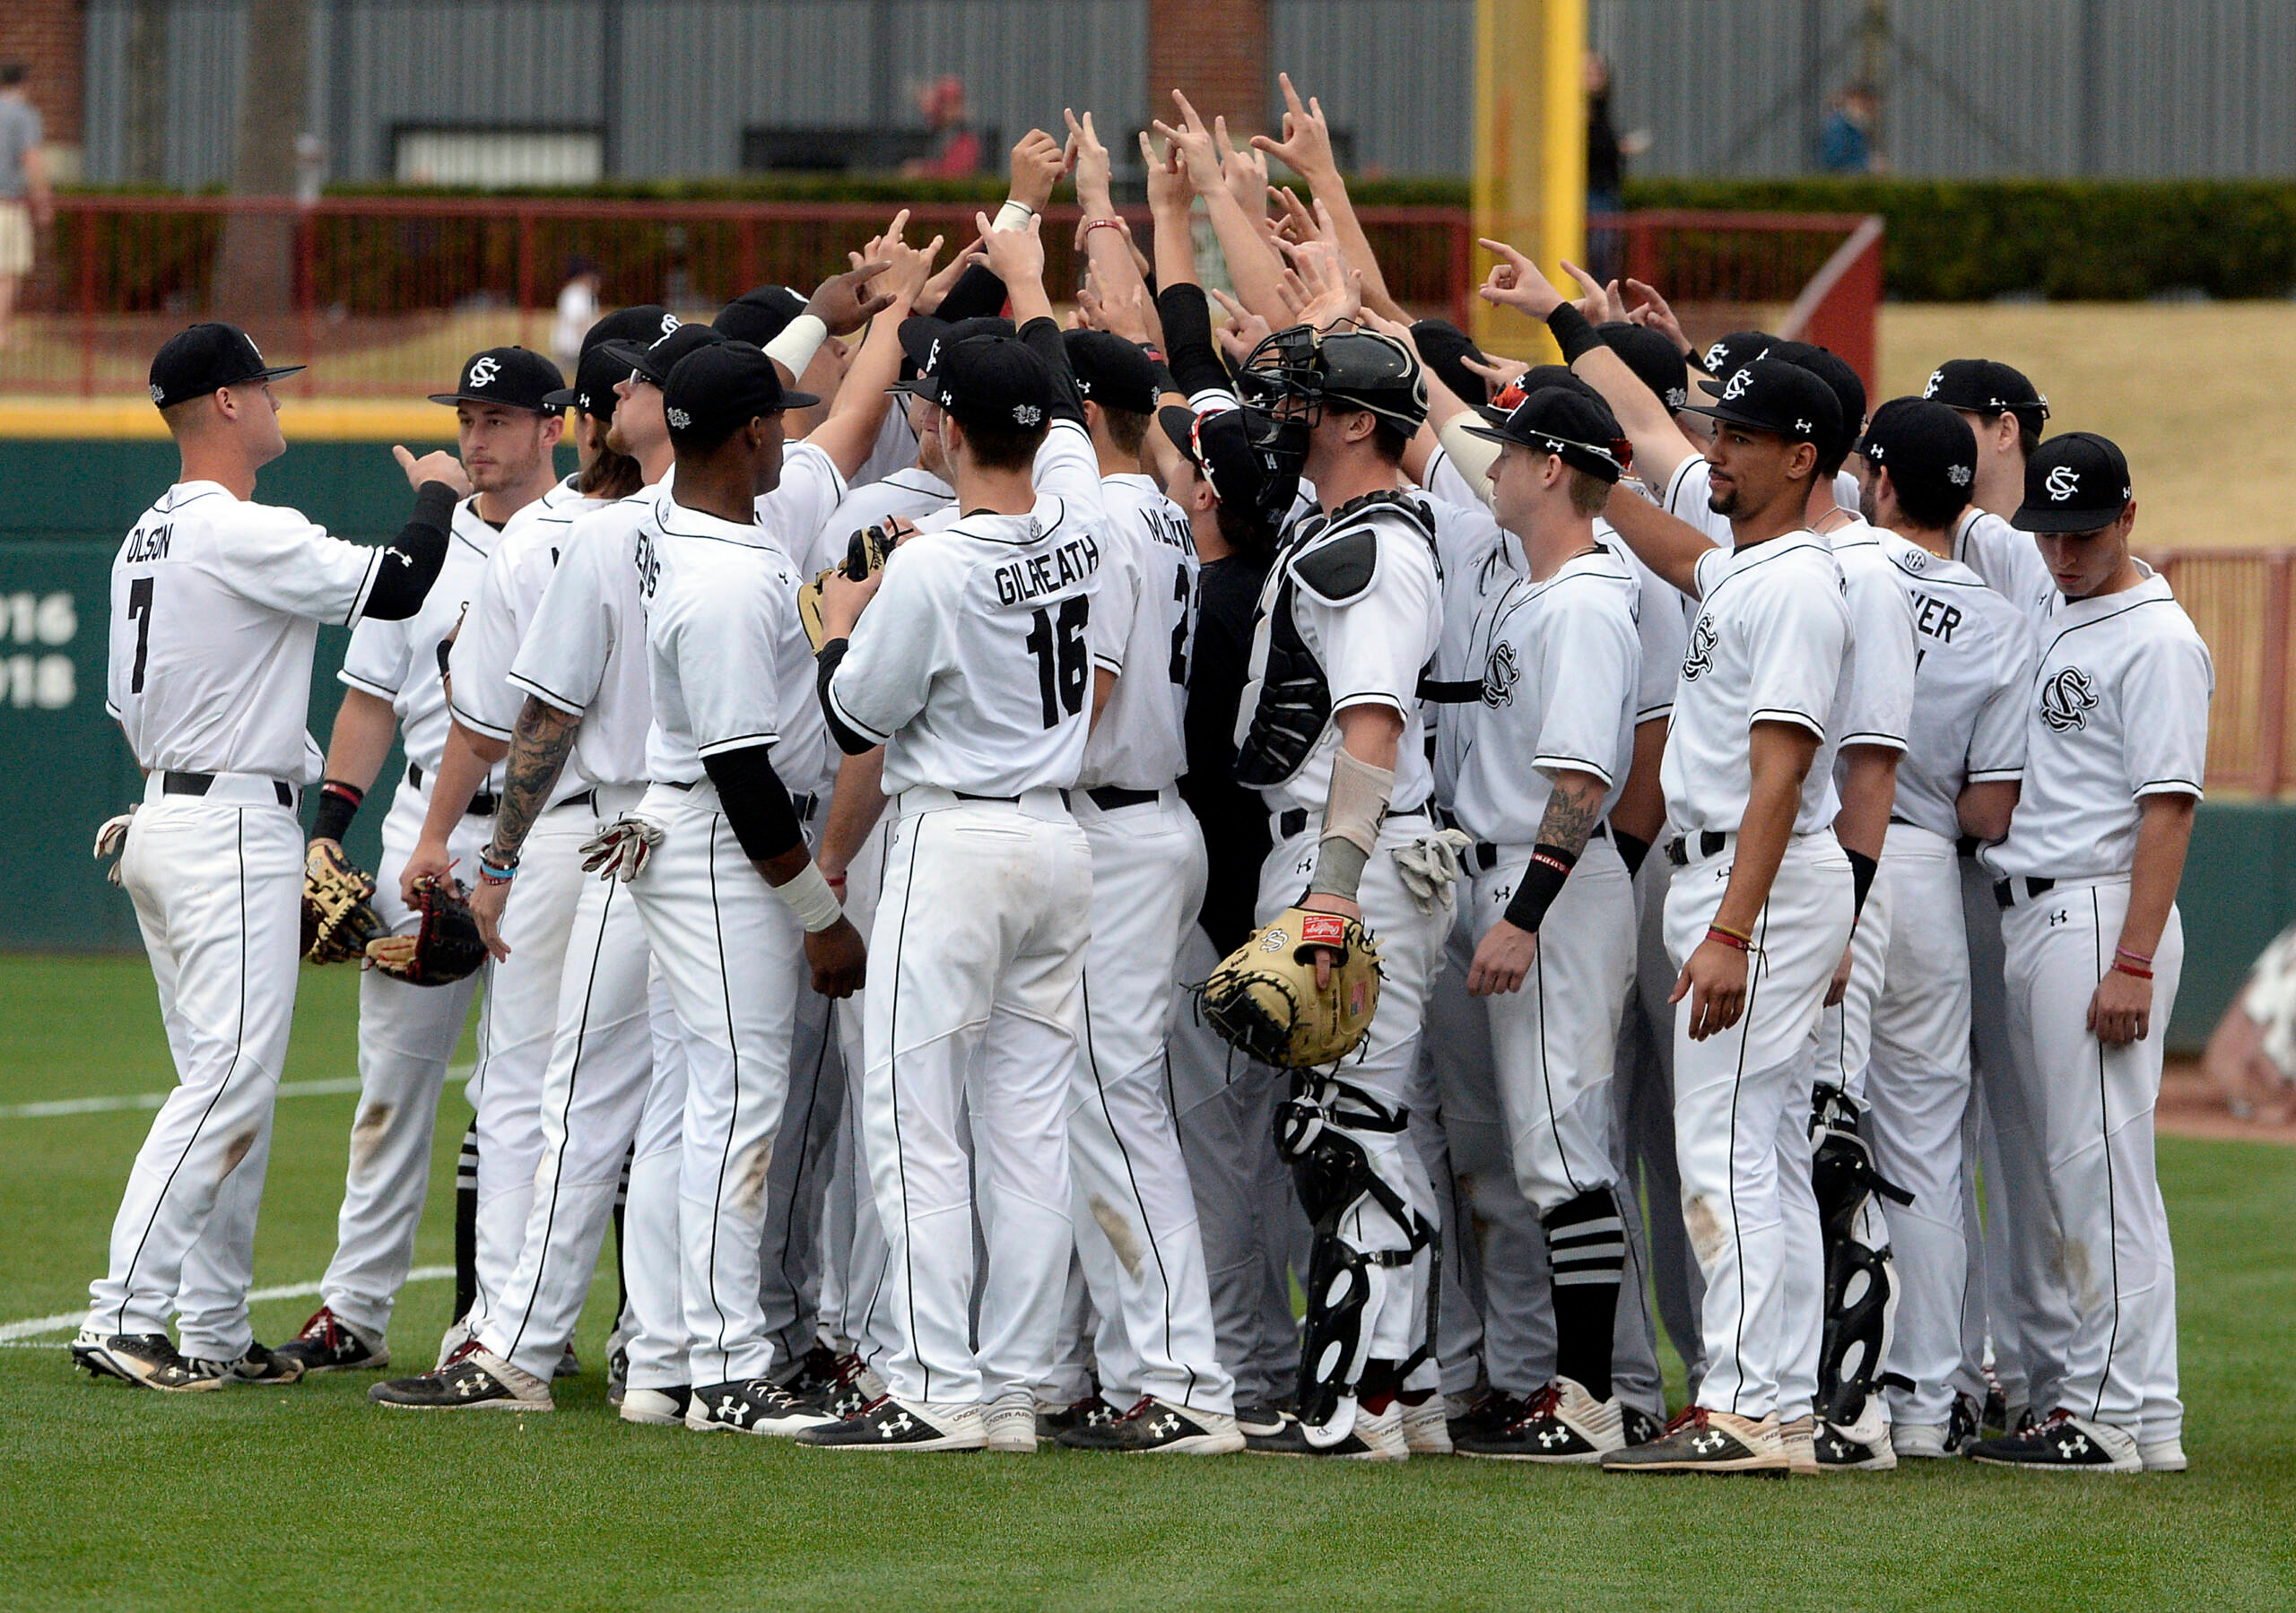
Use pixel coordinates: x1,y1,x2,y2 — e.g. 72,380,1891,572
1250,72,1339,179
1152,89,1225,196
1624,277,1692,353
1214,116,1272,221
1063,108,1115,214
914,238,987,317
1561,258,1624,323
1284,236,1361,330
1008,127,1071,213
395,446,472,496
1476,238,1565,318
806,259,896,334
1142,131,1191,219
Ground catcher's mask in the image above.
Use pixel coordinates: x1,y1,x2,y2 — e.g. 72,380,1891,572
1237,324,1431,440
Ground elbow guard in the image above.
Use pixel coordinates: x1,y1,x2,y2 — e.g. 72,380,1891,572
1304,750,1394,904
361,481,458,621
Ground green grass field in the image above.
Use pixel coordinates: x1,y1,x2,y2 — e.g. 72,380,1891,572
4,953,2294,1611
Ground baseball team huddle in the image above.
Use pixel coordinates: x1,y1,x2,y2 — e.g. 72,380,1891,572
72,84,2210,1478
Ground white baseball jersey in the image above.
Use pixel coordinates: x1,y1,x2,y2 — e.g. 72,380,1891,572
107,481,383,780
827,417,1107,796
809,465,954,577
1622,533,1690,724
1239,495,1444,819
1662,457,1736,549
1429,495,1518,809
754,440,848,585
340,499,502,776
1446,544,1642,844
1079,473,1197,792
636,493,822,793
1665,533,1852,837
1882,541,2036,841
1953,507,2058,630
1985,566,2212,881
1827,517,1918,757
508,483,668,791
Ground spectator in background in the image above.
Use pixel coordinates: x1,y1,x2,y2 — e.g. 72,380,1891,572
904,75,982,178
0,63,54,351
1819,81,1882,174
550,256,602,374
1585,53,1648,284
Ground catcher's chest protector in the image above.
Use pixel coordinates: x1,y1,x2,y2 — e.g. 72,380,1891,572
1234,491,1438,790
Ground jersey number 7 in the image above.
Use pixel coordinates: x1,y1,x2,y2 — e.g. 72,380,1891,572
1024,596,1089,730
127,577,156,693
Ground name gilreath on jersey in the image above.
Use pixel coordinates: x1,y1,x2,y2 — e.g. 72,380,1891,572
994,530,1102,605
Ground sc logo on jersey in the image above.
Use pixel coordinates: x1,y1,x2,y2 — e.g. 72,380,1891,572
1480,641,1520,708
2039,666,2098,732
1682,614,1718,681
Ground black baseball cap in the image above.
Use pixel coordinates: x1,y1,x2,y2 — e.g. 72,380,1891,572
928,334,1060,437
547,343,639,422
1924,358,2050,430
1700,329,1779,378
603,323,750,392
2013,432,2133,533
1686,356,1843,447
583,304,679,360
1409,317,1492,408
662,340,809,447
1064,329,1161,415
1597,321,1691,412
1159,403,1300,518
1462,386,1629,483
1759,340,1866,462
1857,397,1977,512
893,315,1015,396
715,286,809,348
430,346,563,412
148,322,304,409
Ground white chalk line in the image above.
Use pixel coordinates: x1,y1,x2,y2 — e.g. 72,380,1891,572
0,1264,456,1344
1,1062,475,1121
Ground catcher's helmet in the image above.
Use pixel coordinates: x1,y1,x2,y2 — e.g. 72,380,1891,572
1238,324,1430,437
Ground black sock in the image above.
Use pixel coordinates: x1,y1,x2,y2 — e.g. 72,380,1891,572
1544,1187,1627,1401
453,1121,479,1324
612,1145,632,1325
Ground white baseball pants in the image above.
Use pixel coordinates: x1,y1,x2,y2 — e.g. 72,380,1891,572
1062,791,1232,1413
628,778,805,1388
1665,832,1855,1422
88,777,304,1353
315,780,487,1339
862,788,1092,1407
757,953,845,1369
2001,878,2184,1439
618,969,690,1392
818,816,895,1367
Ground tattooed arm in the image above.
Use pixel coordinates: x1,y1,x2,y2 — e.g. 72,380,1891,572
469,696,583,959
1465,768,1608,997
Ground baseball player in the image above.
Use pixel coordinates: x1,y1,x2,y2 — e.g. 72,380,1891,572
1925,358,2057,627
271,346,563,1376
1846,397,2037,1458
1437,387,1647,1461
1969,434,2209,1474
76,323,465,1390
800,227,1108,1456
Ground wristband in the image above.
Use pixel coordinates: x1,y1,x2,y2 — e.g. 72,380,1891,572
773,861,847,933
2116,944,2154,967
1847,849,1877,918
477,854,518,887
1706,924,1752,953
2111,958,2153,981
1545,302,1602,365
1500,842,1580,935
994,199,1037,232
1709,919,1754,944
313,779,364,845
1083,216,1126,238
764,312,829,382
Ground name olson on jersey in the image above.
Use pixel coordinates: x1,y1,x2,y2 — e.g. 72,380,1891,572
124,524,172,563
993,533,1100,607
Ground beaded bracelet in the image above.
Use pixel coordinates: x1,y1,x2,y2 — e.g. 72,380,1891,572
477,854,519,887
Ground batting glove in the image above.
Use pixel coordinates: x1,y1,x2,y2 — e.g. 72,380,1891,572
580,813,665,883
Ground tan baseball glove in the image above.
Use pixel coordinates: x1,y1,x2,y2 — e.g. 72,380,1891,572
301,840,384,965
1201,906,1382,1069
798,521,894,653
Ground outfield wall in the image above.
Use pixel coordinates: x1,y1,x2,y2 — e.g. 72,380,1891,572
2,437,2287,1054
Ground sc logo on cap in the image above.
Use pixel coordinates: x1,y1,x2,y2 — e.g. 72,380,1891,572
1923,368,1944,398
468,355,502,389
2044,464,2080,501
1721,367,1752,402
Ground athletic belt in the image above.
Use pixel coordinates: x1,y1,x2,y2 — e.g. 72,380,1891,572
1275,803,1431,840
160,770,295,808
662,777,818,822
1467,821,1605,872
1083,785,1159,811
405,761,498,818
1665,829,1732,866
1994,875,2056,909
552,789,596,814
956,788,1071,808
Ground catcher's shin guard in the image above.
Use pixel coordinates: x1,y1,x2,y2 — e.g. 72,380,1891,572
1276,1078,1439,1445
1810,1085,1914,1427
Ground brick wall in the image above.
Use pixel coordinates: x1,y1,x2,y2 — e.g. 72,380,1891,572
1147,0,1268,137
0,0,83,156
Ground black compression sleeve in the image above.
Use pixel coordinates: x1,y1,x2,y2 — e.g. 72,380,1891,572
311,780,363,844
361,481,458,621
1156,282,1232,400
701,743,805,863
1546,303,1603,366
814,639,876,756
1613,829,1651,879
1016,315,1086,426
935,262,1010,324
1500,842,1581,934
1848,848,1877,918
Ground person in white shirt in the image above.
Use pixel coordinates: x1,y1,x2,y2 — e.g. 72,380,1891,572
76,323,465,1392
1970,434,2210,1476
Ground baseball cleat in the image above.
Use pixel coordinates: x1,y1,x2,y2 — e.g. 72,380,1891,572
776,1344,844,1402
71,1330,229,1392
1035,1392,1124,1441
1233,1402,1290,1439
983,1392,1041,1453
554,1342,580,1380
2139,1436,2188,1473
686,1378,838,1435
826,1352,888,1419
183,1340,306,1385
606,1343,629,1407
1397,1391,1453,1454
1600,1406,1788,1474
618,1385,692,1427
795,1396,987,1452
1456,1377,1625,1462
1057,1396,1246,1454
369,1349,552,1411
1895,1393,1981,1460
1245,1400,1408,1461
271,1305,388,1374
1621,1404,1666,1446
1780,1415,1820,1474
1980,1374,2009,1436
1814,1422,1898,1470
1968,1409,2140,1472
434,1316,475,1371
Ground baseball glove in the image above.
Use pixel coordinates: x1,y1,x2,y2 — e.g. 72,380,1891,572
798,521,894,654
364,874,487,985
1201,906,1382,1069
301,840,385,965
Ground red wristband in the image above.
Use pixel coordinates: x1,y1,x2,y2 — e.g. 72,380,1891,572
1705,925,1751,953
2111,958,2153,981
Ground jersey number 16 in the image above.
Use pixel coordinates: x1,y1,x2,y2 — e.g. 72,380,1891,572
1024,596,1089,730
